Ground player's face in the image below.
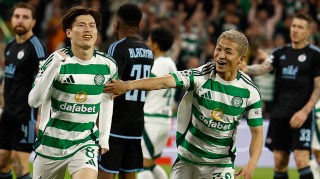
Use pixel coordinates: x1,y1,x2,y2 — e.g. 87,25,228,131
290,18,311,44
66,15,97,50
214,38,243,76
11,8,35,36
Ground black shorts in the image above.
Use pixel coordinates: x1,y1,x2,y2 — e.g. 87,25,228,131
99,135,143,173
0,109,37,152
265,115,313,152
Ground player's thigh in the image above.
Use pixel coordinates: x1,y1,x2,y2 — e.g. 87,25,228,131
72,167,97,179
170,159,199,179
0,149,11,170
273,150,290,170
33,155,67,179
171,159,234,179
68,145,99,176
11,150,31,175
293,149,311,169
142,122,170,159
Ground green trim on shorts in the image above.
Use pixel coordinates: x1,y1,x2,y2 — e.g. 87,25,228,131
143,129,154,158
35,143,98,160
144,113,171,118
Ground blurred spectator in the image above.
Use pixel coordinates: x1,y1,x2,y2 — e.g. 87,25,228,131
248,0,283,40
46,4,65,53
41,0,62,37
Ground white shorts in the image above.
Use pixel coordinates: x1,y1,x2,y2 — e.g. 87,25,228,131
33,146,99,179
312,120,320,150
170,159,235,179
141,120,171,159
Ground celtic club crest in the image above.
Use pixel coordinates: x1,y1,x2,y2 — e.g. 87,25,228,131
231,96,243,108
94,74,105,85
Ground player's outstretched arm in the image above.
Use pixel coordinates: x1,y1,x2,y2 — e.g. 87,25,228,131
104,74,176,96
236,126,263,179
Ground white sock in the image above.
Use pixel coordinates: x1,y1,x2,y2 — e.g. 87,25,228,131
310,158,320,179
152,165,168,179
137,170,155,179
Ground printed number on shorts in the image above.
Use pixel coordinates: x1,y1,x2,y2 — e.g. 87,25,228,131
125,64,151,102
85,147,95,158
299,129,311,142
212,172,232,179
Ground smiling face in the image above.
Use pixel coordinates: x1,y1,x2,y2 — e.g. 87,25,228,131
11,7,35,36
214,38,244,80
66,14,97,50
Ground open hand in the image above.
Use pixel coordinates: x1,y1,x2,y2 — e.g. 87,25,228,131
290,109,307,128
236,165,255,179
103,79,128,99
99,148,108,155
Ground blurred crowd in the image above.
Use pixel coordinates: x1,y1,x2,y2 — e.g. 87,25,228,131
0,0,320,118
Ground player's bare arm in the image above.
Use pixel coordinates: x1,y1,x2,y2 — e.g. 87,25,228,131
290,76,320,128
240,49,273,76
104,74,176,96
236,126,263,179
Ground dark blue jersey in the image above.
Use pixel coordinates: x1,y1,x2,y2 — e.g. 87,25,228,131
270,44,320,118
4,35,48,118
107,36,154,137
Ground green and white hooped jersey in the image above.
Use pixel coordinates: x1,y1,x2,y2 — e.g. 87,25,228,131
31,47,118,160
173,62,262,167
144,56,177,124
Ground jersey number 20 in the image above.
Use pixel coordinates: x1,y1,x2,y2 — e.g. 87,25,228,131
125,64,151,102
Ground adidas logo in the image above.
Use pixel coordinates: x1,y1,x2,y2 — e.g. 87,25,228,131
63,75,75,83
201,90,212,99
303,142,310,147
19,138,27,144
280,55,286,60
86,159,96,166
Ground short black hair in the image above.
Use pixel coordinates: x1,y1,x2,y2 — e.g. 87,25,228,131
117,3,142,27
13,2,36,19
150,28,174,51
62,6,101,32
